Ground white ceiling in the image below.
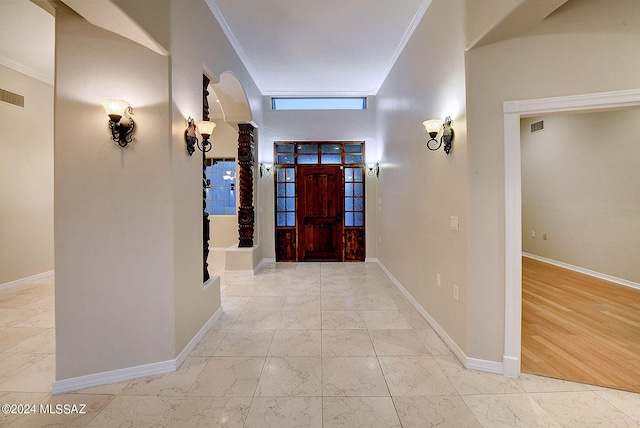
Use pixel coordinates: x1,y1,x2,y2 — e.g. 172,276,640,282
206,0,432,96
0,0,432,96
0,0,54,85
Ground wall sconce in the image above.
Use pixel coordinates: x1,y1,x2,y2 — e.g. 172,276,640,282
423,116,454,154
184,117,216,155
367,162,379,177
100,98,135,147
260,162,273,177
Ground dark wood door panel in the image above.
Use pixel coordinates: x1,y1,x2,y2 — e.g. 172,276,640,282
298,165,343,261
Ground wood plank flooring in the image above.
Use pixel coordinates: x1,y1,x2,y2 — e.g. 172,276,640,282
522,256,640,393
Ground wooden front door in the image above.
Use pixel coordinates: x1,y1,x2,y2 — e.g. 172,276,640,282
297,165,343,261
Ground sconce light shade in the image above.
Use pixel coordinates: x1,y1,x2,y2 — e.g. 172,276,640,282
424,116,454,154
100,98,135,147
367,162,379,177
260,162,273,177
100,98,130,122
423,119,442,139
195,121,216,138
185,119,216,155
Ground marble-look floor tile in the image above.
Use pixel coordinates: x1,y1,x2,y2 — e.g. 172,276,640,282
322,357,389,397
187,357,264,397
5,328,55,354
321,296,362,311
322,330,375,357
462,393,562,428
514,372,593,393
321,311,366,329
415,328,454,356
357,295,398,311
283,296,321,312
211,310,241,330
0,327,46,352
379,356,457,396
595,388,640,423
214,329,275,357
87,395,183,427
369,329,430,356
255,356,322,397
394,395,482,428
0,308,38,327
269,330,321,357
0,353,50,385
222,284,260,297
168,396,252,428
278,310,322,330
245,396,322,428
232,310,281,330
16,309,54,328
436,355,523,395
0,353,55,392
531,391,638,427
361,311,412,329
244,296,287,311
323,396,401,428
121,357,207,397
190,328,228,357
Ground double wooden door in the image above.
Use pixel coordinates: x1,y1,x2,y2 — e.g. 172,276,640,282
297,165,343,261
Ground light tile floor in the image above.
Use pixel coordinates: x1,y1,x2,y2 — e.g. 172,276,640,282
1,254,640,427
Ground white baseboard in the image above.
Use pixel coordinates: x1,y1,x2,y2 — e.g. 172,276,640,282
175,306,223,368
523,253,640,291
223,258,275,276
364,257,379,263
52,306,224,394
52,359,176,395
374,260,504,376
0,270,54,291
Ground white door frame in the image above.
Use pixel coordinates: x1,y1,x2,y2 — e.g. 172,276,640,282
502,88,640,377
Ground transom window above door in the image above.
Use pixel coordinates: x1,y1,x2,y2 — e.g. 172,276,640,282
275,142,363,165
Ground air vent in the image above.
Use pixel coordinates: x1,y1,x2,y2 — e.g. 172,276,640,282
530,120,544,133
0,89,25,107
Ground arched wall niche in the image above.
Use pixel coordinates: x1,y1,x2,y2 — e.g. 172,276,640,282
210,71,252,124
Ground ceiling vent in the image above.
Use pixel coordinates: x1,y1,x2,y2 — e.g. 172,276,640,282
0,89,25,108
530,120,544,133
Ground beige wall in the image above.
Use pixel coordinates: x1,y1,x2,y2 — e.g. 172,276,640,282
376,0,470,352
167,0,263,352
521,110,640,283
465,0,640,361
54,3,175,379
0,65,54,285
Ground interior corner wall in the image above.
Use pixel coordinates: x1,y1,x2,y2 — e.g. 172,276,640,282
168,0,263,353
54,3,174,380
375,0,470,354
465,0,640,361
0,65,54,285
521,111,640,284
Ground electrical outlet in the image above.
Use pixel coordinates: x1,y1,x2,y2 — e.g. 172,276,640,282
453,284,459,301
450,216,459,231
379,235,382,243
436,273,441,288
531,231,536,238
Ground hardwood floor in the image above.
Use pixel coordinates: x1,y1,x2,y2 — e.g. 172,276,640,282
522,256,640,393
